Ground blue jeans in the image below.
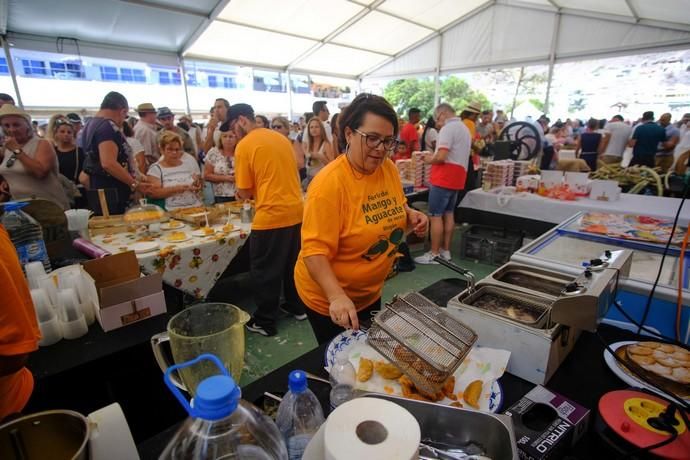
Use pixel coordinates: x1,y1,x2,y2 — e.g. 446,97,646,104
428,185,459,217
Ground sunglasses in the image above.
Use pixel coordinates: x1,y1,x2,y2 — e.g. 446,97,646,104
55,119,73,127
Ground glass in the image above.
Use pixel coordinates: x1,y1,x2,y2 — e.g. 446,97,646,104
354,128,398,151
151,303,250,395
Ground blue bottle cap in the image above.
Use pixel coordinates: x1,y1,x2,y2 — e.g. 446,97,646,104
193,374,240,421
288,370,307,393
2,201,27,212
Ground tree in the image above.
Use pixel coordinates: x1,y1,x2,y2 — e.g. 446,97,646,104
568,89,587,113
440,76,490,113
528,98,545,113
383,79,435,118
383,76,490,120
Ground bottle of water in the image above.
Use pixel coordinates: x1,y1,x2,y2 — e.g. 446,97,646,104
161,354,287,460
276,370,325,460
329,355,356,409
1,201,51,273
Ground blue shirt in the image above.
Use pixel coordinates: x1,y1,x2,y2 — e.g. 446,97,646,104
632,121,666,160
657,124,680,156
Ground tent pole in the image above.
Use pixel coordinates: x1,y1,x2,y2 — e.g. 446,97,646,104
178,55,191,115
434,34,442,106
286,69,293,121
543,12,561,115
2,36,23,109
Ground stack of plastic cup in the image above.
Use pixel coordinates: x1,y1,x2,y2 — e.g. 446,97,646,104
57,288,88,339
24,261,47,290
30,288,62,346
36,275,59,306
64,209,93,240
57,268,95,326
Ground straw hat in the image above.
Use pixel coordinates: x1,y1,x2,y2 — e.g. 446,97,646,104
136,102,157,113
0,104,31,123
464,102,481,114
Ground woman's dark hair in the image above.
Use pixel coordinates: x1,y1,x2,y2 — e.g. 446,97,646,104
122,120,133,137
338,93,398,146
587,118,598,130
256,115,269,127
420,116,436,151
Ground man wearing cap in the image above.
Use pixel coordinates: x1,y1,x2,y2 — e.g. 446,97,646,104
227,103,305,337
400,107,421,154
133,103,160,165
155,107,195,158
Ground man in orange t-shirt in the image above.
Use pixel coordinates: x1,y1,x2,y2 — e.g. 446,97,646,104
227,103,305,337
399,107,421,156
0,224,40,420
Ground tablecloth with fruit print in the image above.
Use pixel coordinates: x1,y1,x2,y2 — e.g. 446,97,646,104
90,222,249,299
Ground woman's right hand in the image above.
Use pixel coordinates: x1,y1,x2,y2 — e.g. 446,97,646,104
329,294,359,330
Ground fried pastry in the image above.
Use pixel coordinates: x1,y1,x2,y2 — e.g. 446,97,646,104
629,354,655,366
627,345,653,356
463,380,483,409
669,367,690,384
442,376,456,398
375,361,403,380
357,357,374,382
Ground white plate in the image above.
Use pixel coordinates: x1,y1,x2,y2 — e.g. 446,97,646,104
131,241,159,254
324,330,503,413
161,233,191,244
603,341,690,403
191,228,216,237
160,221,186,231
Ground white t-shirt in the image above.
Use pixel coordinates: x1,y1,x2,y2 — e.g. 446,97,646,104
205,148,235,198
603,121,632,157
147,160,202,210
437,118,471,166
423,128,438,151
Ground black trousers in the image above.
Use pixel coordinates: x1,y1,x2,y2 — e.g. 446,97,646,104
249,223,302,327
304,298,381,345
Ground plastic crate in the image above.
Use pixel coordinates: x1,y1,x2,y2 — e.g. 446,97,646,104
459,224,523,265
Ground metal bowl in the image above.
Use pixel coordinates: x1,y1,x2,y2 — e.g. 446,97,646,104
459,284,552,328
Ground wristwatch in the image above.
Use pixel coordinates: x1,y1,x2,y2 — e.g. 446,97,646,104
11,148,23,157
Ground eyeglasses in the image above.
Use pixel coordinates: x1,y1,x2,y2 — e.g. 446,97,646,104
354,128,398,151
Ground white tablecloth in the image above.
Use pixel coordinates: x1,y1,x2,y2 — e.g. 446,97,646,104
459,189,690,224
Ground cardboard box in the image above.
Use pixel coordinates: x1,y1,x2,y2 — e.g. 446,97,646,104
83,251,166,332
589,180,621,201
503,385,590,460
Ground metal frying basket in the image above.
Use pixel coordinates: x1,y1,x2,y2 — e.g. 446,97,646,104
366,292,477,394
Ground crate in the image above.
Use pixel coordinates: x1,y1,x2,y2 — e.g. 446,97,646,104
459,224,523,265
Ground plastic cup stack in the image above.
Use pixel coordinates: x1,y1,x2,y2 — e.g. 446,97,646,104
64,209,93,240
24,261,47,290
57,288,88,339
57,269,95,326
36,275,59,306
30,288,62,346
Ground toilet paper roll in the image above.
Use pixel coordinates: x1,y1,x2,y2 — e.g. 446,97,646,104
324,398,420,460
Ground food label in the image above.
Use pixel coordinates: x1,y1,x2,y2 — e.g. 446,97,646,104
16,241,48,265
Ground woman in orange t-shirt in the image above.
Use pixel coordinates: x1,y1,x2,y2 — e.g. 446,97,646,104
294,94,428,344
0,224,40,420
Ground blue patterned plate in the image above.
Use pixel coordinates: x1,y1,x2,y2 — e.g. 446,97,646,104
325,329,504,413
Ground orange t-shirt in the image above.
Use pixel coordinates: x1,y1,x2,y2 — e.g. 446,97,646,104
234,128,304,230
294,155,407,315
0,225,40,419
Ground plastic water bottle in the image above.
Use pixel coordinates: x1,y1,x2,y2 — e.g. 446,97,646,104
161,354,287,460
276,370,325,460
1,201,51,272
329,355,356,409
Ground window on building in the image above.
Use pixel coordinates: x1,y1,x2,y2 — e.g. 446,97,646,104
0,58,8,75
223,76,236,89
253,71,285,93
159,71,170,85
208,75,218,88
132,69,146,83
22,59,47,76
120,68,134,82
100,66,119,81
187,73,197,86
172,72,181,85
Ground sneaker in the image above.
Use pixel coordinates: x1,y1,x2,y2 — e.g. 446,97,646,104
440,249,452,261
246,319,277,337
414,251,440,265
280,303,307,321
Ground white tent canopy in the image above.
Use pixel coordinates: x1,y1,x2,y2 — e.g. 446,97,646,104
4,0,690,81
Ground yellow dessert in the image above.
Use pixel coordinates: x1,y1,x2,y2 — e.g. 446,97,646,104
222,223,234,233
123,210,164,223
167,231,187,242
201,227,214,236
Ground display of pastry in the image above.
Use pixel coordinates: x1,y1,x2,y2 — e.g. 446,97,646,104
166,231,187,242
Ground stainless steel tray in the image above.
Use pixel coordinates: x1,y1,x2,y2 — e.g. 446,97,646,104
487,263,573,298
457,284,552,328
362,393,518,460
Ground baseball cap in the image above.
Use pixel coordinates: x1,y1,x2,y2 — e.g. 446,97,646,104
225,103,254,126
